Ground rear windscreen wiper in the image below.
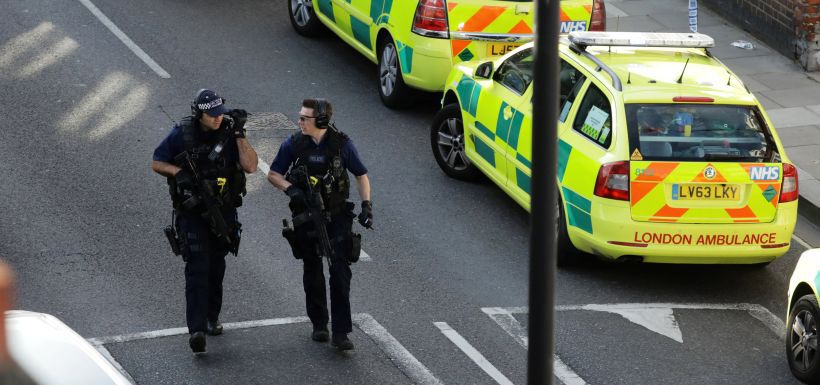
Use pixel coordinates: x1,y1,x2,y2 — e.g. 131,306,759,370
703,154,751,161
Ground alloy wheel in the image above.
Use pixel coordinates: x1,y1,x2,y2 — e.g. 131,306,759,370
380,43,398,97
791,309,819,372
435,116,471,171
290,0,313,27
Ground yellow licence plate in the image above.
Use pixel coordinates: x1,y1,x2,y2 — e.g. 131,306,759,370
673,184,739,200
487,43,521,56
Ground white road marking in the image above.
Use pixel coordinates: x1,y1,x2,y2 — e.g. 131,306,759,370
483,303,789,384
434,322,514,385
599,307,682,343
792,234,813,249
87,316,310,345
258,158,270,176
481,308,586,385
485,303,786,342
89,314,441,385
577,303,785,339
76,0,170,78
258,157,372,262
354,314,444,385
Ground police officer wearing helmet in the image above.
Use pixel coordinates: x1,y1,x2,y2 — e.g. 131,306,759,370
151,89,258,354
268,98,371,351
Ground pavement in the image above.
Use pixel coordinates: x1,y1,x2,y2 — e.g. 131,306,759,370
607,0,820,227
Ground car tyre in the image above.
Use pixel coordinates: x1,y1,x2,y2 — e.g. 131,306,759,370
288,0,324,37
787,294,820,384
557,195,581,267
431,104,481,181
378,36,410,108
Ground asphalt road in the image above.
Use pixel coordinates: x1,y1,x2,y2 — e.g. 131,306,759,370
0,0,817,384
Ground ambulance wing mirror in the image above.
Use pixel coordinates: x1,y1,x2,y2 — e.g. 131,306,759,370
475,61,494,79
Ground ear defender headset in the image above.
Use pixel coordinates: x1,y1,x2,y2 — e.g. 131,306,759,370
314,98,330,129
190,89,226,119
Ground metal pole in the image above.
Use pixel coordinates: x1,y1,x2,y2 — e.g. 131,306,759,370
528,0,559,384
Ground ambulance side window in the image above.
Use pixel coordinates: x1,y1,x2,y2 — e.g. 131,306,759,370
493,49,534,95
559,60,585,122
572,84,613,148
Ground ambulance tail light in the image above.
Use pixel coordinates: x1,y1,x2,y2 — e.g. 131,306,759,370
412,0,449,39
779,163,799,203
589,0,607,32
594,161,630,201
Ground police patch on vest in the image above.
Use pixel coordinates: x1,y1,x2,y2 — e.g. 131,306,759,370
308,154,326,163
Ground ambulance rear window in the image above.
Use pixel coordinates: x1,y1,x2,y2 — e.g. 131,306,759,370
625,104,777,162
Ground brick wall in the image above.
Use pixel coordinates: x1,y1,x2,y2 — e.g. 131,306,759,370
700,0,820,71
794,0,820,70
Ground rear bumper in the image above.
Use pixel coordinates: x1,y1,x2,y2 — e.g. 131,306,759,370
402,35,452,92
567,199,799,264
400,33,531,92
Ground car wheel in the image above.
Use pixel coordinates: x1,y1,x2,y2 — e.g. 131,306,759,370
556,196,581,267
288,0,324,37
378,37,410,108
787,294,820,383
430,104,480,181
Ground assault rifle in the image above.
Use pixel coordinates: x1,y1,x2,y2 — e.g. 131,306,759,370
289,166,334,262
174,151,239,255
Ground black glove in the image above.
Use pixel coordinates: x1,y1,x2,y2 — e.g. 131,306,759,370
174,168,195,191
285,185,306,212
229,109,248,138
358,200,373,228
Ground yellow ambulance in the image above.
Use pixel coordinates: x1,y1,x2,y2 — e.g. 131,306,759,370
431,32,799,266
287,0,605,107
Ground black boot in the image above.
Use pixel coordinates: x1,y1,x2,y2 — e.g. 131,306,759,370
207,320,223,336
312,327,329,342
189,331,206,354
331,333,354,351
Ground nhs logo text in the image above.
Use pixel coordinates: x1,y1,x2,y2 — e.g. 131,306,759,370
749,166,780,181
560,21,587,33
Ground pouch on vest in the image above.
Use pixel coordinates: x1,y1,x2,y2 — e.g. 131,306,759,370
282,219,311,259
349,232,361,263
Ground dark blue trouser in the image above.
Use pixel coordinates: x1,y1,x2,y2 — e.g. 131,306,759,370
302,212,354,334
178,211,235,334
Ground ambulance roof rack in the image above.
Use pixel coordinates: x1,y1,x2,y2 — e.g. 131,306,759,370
567,41,623,92
565,32,716,92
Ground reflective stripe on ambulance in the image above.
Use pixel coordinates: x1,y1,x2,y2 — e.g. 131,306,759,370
446,2,590,62
447,3,532,62
557,139,597,234
630,161,782,224
455,73,536,201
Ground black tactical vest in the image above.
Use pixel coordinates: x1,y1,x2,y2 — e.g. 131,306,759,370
173,117,246,209
287,129,350,211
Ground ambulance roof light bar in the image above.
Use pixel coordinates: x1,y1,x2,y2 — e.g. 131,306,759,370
568,31,715,50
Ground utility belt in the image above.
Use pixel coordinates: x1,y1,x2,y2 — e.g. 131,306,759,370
282,201,361,264
164,208,243,261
